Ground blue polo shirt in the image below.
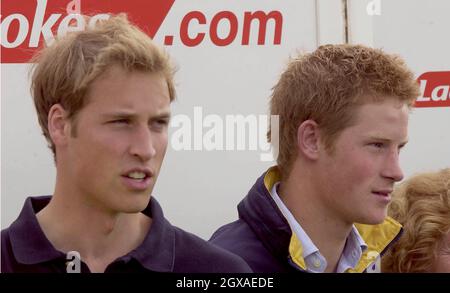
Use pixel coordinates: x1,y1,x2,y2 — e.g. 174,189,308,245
1,196,252,273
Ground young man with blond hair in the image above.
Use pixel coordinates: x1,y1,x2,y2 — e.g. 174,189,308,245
210,44,420,273
1,14,251,273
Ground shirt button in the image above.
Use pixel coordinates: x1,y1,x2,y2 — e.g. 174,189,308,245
313,257,321,268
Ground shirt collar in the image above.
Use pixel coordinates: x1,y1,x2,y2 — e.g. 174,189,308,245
9,196,66,265
270,181,368,272
8,196,176,272
336,226,368,272
129,197,175,272
270,182,319,257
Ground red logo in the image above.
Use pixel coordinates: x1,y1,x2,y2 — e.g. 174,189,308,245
1,0,175,63
415,71,450,108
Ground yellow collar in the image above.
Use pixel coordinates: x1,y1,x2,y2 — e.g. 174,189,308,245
263,166,402,272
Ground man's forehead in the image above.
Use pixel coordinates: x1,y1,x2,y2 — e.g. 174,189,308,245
88,64,167,92
83,69,170,108
343,101,408,135
352,99,409,120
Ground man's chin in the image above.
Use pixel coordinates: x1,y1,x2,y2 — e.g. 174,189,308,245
359,216,387,225
120,194,152,214
354,211,388,225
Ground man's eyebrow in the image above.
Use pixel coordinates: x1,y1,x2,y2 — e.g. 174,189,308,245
151,112,171,120
101,112,136,119
101,111,171,120
366,136,409,146
399,140,409,148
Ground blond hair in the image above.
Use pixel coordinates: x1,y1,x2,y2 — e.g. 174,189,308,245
31,14,176,157
268,44,420,179
382,168,450,272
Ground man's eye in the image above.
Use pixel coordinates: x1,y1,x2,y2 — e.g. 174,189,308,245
151,119,169,130
370,142,384,148
111,119,129,124
157,119,169,126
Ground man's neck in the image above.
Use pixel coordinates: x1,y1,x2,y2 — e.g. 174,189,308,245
278,166,352,272
36,190,151,272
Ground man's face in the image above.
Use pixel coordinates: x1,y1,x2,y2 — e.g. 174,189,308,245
317,98,409,225
64,66,171,214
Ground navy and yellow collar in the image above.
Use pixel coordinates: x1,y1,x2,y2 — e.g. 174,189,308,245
263,166,402,272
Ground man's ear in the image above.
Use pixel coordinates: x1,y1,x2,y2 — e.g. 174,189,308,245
48,104,70,147
297,120,320,160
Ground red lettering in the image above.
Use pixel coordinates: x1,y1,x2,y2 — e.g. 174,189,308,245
179,10,283,47
180,11,206,47
210,11,238,46
242,11,283,45
415,71,450,108
1,0,175,63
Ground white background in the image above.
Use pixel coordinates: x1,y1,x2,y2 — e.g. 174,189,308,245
2,0,449,239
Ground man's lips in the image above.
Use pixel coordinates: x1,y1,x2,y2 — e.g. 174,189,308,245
121,168,154,191
372,190,393,197
121,168,154,179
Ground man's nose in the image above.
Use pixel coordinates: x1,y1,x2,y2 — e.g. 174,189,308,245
129,126,156,162
382,150,404,182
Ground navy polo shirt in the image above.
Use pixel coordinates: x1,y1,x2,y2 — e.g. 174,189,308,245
1,196,252,273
